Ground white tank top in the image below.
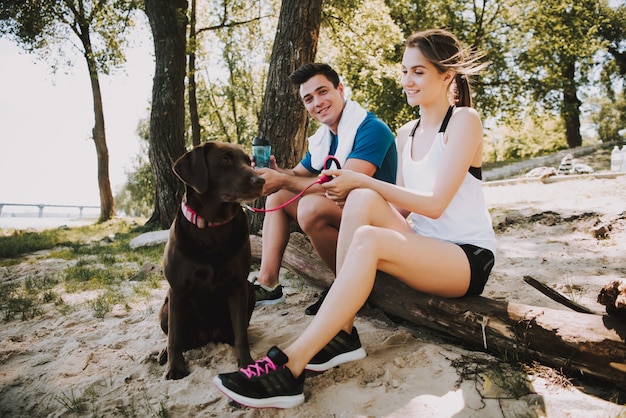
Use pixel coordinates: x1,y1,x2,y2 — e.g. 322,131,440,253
402,110,497,254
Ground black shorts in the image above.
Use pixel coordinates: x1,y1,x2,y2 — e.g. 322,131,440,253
458,244,495,297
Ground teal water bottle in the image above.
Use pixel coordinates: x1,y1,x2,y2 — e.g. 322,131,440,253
252,137,271,168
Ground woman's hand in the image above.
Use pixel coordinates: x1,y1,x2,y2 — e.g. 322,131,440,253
320,169,366,206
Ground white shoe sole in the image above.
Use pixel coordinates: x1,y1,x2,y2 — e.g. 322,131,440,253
304,347,367,372
254,295,286,306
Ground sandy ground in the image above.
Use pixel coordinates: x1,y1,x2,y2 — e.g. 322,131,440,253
1,173,625,417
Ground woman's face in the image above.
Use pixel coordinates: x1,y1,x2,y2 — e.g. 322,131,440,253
401,46,450,107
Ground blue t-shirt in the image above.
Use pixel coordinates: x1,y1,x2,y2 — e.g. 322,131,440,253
301,112,397,184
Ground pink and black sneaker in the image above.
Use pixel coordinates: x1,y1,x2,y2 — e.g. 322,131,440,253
213,346,305,409
305,327,367,372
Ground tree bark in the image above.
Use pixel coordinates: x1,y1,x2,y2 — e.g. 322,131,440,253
561,59,583,148
249,0,323,231
250,233,626,390
144,0,189,229
257,0,322,168
188,0,201,147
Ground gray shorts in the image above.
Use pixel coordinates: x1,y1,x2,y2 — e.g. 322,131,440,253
458,244,495,297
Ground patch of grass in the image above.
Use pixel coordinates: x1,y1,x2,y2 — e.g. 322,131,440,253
56,383,104,416
24,274,60,293
63,262,128,292
1,220,165,323
481,363,534,399
561,279,585,305
0,219,140,263
115,390,170,418
143,391,170,418
56,388,87,414
0,273,67,321
451,353,535,406
89,289,127,319
0,280,42,321
2,291,42,320
0,229,64,262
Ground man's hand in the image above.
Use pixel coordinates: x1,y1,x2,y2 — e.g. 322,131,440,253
256,167,284,196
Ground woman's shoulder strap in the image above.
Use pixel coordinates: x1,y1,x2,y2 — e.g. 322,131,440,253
438,106,455,133
409,118,420,139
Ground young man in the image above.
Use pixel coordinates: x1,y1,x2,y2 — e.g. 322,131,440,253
253,63,397,313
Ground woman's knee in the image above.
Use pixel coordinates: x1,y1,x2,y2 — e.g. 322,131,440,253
351,225,380,253
344,189,384,217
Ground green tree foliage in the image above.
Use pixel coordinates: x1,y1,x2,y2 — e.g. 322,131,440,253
191,0,275,150
591,92,626,143
0,0,141,71
114,117,155,217
512,0,614,148
484,110,567,162
319,0,408,132
597,3,626,84
385,0,520,121
119,0,625,210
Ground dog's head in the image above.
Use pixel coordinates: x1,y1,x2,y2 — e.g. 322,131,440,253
173,141,264,203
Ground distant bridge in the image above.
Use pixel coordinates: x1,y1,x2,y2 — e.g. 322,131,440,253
0,203,100,218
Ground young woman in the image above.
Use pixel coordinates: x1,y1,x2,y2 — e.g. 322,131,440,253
213,28,497,409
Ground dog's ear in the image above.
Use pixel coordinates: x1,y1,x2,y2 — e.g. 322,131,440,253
172,144,211,193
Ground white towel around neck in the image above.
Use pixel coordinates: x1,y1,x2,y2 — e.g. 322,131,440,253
307,99,368,170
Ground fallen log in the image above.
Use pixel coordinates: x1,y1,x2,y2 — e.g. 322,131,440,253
250,233,626,390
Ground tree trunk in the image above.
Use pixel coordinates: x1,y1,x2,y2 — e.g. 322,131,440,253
188,0,201,147
80,27,115,222
561,59,582,148
144,0,189,229
249,0,323,229
250,233,626,390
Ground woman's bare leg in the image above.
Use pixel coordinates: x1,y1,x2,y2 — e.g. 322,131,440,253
283,189,471,376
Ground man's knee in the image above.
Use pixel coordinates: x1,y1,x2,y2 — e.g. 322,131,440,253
297,195,339,234
265,190,290,208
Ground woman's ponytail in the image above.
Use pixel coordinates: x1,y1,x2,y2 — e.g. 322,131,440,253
454,74,472,107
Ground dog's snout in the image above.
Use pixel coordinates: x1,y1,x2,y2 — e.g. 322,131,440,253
251,175,265,187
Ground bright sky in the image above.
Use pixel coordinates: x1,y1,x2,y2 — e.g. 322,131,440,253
0,34,154,207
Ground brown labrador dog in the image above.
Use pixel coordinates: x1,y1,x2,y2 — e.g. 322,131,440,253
158,141,264,380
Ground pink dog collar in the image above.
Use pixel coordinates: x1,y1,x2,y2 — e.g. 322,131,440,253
181,201,235,228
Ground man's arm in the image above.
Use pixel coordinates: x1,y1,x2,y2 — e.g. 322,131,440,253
341,158,377,177
258,162,323,196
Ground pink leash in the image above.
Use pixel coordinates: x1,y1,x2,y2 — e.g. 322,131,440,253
244,155,341,213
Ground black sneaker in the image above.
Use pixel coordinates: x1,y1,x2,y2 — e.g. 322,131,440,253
304,286,330,315
213,346,305,409
254,283,285,306
305,327,366,372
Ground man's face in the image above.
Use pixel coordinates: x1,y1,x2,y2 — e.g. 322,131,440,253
299,74,345,133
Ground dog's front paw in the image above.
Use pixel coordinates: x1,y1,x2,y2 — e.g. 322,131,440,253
157,347,168,366
237,353,254,368
165,363,190,380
